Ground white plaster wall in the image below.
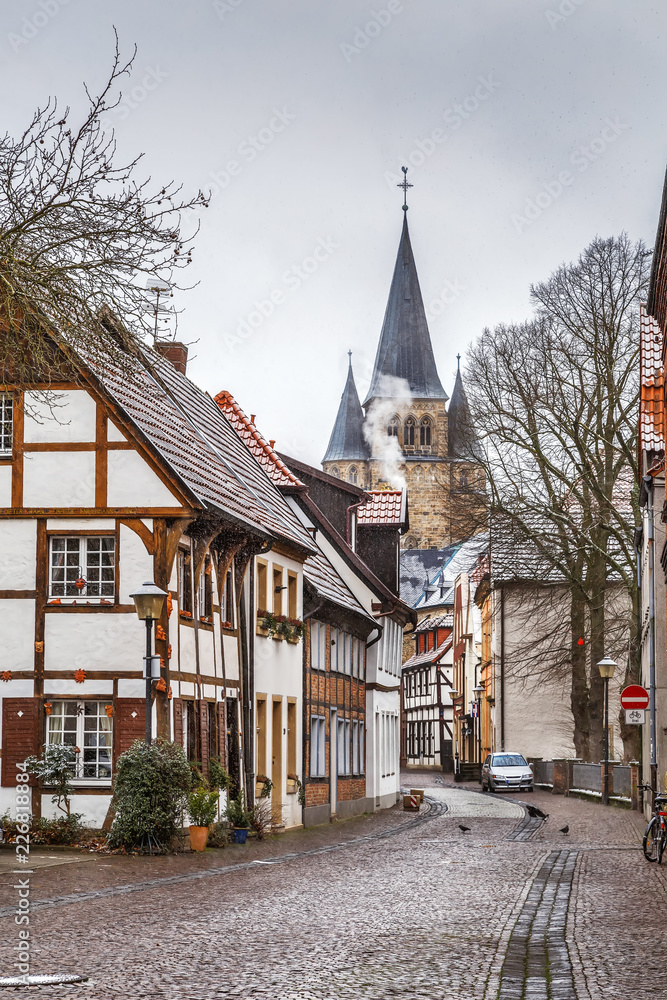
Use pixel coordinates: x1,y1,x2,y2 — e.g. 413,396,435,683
107,421,126,442
41,793,111,828
44,613,144,671
198,630,216,676
0,520,36,589
0,465,11,507
178,628,196,675
118,523,154,604
222,635,240,680
0,600,35,670
47,518,115,531
0,786,32,819
202,684,217,700
117,678,144,698
24,390,96,443
44,679,114,696
179,681,195,698
107,451,179,508
23,452,95,508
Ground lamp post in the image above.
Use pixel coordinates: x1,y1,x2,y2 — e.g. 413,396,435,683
449,689,459,777
597,656,617,806
473,684,484,771
130,581,168,744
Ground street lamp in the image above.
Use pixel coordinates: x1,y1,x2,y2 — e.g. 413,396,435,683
130,581,168,744
473,685,485,770
449,690,459,777
597,656,617,806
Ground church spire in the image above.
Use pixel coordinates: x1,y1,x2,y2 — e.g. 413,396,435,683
363,202,447,406
448,363,480,459
322,354,371,463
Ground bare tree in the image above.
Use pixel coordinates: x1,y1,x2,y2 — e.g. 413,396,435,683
0,33,206,385
465,234,650,762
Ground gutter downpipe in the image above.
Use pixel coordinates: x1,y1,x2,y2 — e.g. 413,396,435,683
500,585,506,752
644,475,658,797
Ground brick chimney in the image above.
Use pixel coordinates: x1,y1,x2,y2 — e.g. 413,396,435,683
155,341,188,375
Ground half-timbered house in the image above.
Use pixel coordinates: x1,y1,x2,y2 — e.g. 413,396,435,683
400,613,454,771
0,333,314,827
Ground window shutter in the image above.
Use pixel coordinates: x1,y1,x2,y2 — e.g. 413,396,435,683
173,698,183,747
2,698,41,787
199,700,209,777
113,699,145,762
216,701,226,765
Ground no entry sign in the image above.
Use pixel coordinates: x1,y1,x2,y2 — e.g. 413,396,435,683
620,685,650,710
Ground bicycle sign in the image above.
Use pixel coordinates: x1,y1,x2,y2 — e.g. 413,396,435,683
625,708,645,725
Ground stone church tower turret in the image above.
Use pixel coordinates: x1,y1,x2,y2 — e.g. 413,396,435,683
322,184,484,549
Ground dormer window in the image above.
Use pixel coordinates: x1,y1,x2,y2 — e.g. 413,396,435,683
404,416,416,446
0,393,12,456
419,417,432,446
387,416,399,438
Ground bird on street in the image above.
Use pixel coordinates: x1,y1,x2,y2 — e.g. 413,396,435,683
526,805,548,820
559,825,569,834
458,824,471,833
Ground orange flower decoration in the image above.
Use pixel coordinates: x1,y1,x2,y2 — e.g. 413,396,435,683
167,644,172,660
105,704,114,718
155,677,167,693
167,686,173,700
34,641,44,653
74,669,86,683
1,671,12,682
166,593,173,618
156,624,167,642
44,702,52,715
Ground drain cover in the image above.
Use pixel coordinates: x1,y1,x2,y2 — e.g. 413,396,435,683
0,973,88,987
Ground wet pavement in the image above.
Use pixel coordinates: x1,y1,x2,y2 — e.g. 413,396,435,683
0,771,657,999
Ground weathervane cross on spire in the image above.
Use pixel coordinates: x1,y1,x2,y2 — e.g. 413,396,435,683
397,166,412,212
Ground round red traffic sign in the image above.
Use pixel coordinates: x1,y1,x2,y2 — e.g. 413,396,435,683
620,685,650,710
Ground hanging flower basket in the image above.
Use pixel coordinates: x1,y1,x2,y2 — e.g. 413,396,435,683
258,611,305,643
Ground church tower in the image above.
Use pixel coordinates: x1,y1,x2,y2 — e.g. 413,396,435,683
322,171,484,549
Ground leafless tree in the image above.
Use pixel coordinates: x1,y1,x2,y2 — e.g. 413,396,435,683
0,33,206,387
464,234,650,761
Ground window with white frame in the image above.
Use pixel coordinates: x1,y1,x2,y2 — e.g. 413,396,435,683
220,564,234,628
49,536,115,601
337,718,351,775
310,620,327,670
0,393,12,455
352,719,364,775
310,715,326,777
330,628,340,672
46,700,112,780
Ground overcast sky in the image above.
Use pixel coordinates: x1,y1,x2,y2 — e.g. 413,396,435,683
2,0,666,465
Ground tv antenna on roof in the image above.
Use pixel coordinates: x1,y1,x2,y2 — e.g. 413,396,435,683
145,279,173,342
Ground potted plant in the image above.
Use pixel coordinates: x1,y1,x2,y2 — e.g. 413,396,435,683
225,792,251,844
255,774,273,799
187,786,219,851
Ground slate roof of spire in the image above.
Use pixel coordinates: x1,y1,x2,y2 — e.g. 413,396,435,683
322,358,370,462
363,215,447,405
448,363,481,459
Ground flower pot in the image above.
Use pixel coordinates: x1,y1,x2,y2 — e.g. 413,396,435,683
234,827,248,844
189,825,209,852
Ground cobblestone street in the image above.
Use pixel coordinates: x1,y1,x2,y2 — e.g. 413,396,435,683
0,773,658,999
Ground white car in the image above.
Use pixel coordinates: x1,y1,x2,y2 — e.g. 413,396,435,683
481,753,534,793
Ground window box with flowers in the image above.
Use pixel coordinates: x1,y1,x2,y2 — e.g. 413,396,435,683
258,611,305,644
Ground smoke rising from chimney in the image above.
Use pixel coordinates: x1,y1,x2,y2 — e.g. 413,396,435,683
363,374,412,488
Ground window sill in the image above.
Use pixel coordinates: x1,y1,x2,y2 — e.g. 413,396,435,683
47,598,116,607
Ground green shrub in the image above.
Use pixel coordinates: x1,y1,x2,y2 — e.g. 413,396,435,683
1,812,84,845
209,758,231,792
24,744,77,815
225,791,251,828
206,821,229,848
187,787,219,827
107,739,191,853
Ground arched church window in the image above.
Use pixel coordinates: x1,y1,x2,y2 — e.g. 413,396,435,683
331,466,340,479
405,535,418,549
348,466,358,485
420,417,432,446
404,416,416,446
387,416,399,438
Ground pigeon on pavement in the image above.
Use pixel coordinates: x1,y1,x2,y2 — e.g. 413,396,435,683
559,825,569,834
526,805,548,820
458,824,471,833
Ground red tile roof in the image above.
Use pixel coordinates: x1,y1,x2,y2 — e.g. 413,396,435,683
640,303,665,456
214,391,305,492
357,489,406,527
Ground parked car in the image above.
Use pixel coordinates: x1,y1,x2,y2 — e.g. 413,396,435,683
481,753,534,792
